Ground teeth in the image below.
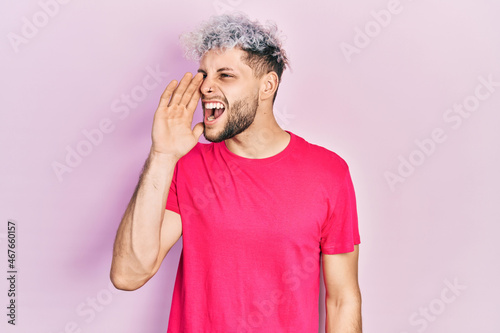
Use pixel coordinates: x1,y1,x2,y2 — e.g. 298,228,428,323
205,102,224,109
207,115,215,121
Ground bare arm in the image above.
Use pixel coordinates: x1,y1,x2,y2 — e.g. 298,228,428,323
323,245,362,333
110,72,204,291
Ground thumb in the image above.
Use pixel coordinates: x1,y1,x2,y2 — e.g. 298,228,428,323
192,122,205,141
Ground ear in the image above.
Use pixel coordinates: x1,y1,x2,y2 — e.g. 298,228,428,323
259,71,279,102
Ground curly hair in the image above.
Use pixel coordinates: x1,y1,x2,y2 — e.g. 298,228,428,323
180,13,289,84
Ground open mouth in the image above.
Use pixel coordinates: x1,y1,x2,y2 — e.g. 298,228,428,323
204,101,226,122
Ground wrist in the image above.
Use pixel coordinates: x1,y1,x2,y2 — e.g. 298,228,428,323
148,147,180,165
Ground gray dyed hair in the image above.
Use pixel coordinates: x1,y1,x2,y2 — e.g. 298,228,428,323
180,13,289,84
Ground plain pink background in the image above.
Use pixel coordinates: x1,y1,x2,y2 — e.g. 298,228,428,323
1,0,499,332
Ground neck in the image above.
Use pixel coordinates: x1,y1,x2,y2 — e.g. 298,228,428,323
224,108,290,159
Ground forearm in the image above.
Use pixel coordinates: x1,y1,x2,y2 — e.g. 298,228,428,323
111,149,177,289
325,294,362,333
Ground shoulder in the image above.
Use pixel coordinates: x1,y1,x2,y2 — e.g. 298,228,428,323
291,132,350,175
176,142,217,166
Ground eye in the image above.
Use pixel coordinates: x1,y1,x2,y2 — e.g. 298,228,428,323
220,73,232,78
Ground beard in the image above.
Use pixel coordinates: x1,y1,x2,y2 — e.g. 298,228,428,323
204,94,258,143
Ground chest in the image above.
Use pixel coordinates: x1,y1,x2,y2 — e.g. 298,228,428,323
177,159,330,247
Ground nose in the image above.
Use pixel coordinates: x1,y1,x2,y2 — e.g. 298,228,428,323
200,76,214,95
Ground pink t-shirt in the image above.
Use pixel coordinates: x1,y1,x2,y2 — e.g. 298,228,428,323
166,132,360,332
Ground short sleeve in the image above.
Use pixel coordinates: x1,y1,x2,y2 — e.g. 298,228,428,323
320,168,360,254
165,163,180,214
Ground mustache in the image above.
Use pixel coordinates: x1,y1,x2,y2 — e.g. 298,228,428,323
202,96,228,104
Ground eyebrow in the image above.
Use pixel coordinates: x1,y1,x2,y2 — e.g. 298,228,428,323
197,67,236,74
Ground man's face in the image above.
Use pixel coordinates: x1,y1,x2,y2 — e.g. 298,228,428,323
198,48,260,143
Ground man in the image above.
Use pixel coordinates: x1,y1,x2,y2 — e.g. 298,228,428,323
111,13,361,333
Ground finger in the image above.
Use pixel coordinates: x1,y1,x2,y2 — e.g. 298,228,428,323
192,122,205,141
168,72,193,106
180,72,204,107
186,84,201,114
157,79,178,110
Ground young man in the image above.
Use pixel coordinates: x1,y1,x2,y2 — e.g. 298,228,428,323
111,13,362,333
